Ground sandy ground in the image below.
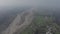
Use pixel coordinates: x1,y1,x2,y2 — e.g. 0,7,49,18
2,8,34,34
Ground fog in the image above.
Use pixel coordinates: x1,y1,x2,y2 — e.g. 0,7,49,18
0,0,60,7
0,0,37,7
0,0,60,13
0,0,60,34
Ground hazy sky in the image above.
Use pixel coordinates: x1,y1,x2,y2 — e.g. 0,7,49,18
0,0,60,8
0,0,37,6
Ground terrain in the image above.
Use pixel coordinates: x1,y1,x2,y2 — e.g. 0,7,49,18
20,10,60,34
1,8,34,34
0,7,60,34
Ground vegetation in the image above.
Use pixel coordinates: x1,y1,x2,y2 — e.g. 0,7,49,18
20,12,60,34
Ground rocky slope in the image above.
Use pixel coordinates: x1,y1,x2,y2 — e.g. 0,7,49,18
2,9,34,34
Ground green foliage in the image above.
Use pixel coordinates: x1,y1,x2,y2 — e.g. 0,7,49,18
21,15,60,34
20,27,33,34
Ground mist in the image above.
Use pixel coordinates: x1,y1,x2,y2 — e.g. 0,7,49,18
0,0,60,34
0,0,60,14
0,0,60,7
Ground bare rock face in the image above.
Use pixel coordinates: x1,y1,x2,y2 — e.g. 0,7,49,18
2,9,34,34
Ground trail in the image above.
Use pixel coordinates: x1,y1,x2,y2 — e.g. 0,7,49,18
2,8,34,34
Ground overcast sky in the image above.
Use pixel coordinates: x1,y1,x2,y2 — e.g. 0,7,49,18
0,0,60,8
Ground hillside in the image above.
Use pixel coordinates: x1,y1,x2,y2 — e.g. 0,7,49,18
20,11,60,34
1,8,34,34
0,8,60,34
